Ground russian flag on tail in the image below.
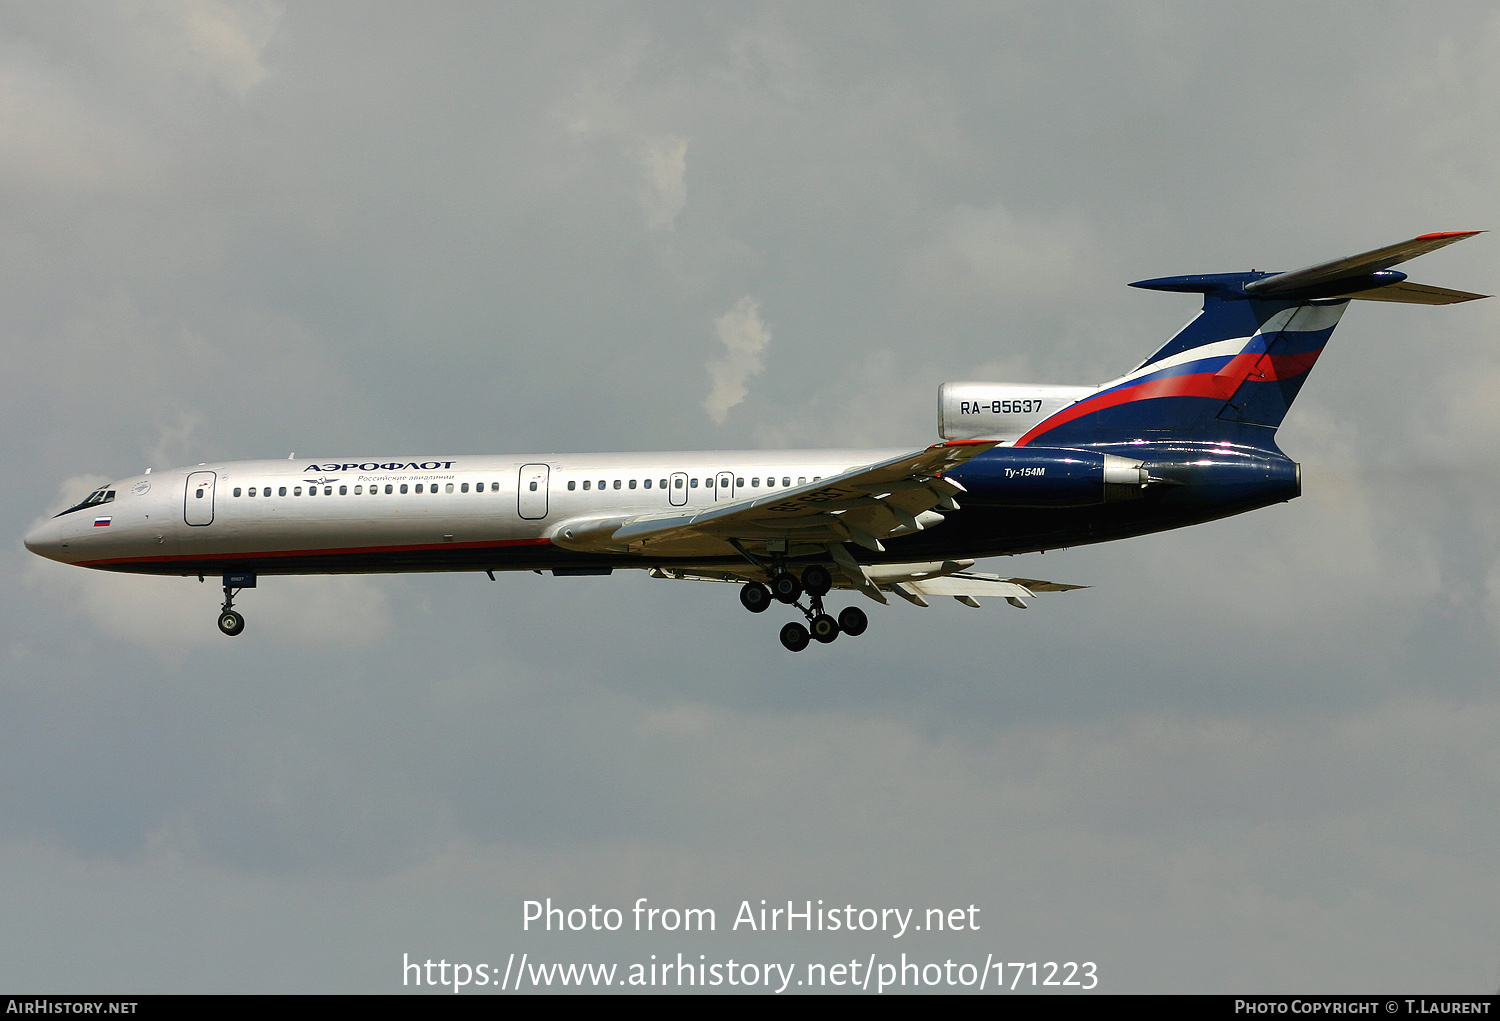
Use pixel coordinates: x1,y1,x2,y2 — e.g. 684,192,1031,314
1016,232,1485,449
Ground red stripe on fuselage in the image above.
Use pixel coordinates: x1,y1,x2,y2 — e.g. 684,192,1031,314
75,536,553,568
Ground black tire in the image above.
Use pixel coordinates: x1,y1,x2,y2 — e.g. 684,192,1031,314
770,571,803,604
837,606,868,637
810,613,840,643
739,581,772,613
217,610,245,637
802,564,833,597
779,621,810,652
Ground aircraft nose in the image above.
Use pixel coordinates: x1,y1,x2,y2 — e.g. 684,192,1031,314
23,519,62,560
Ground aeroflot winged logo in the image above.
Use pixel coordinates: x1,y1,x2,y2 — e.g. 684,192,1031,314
303,461,457,472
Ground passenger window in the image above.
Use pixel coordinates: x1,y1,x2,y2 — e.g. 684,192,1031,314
612,479,621,490
384,484,392,494
416,484,425,494
233,488,242,497
690,478,698,488
294,486,302,496
196,488,204,498
354,485,362,495
598,479,605,489
529,481,537,491
339,485,347,495
644,479,651,489
798,477,806,485
583,480,590,490
279,486,287,496
660,479,668,489
706,478,714,488
491,483,498,492
400,484,408,494
447,483,454,493
568,481,576,491
736,478,744,487
461,483,469,493
783,477,790,487
751,478,760,487
674,478,683,489
325,486,332,495
629,479,636,489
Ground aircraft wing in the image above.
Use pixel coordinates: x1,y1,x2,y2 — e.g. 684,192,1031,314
649,561,1087,610
887,572,1087,608
551,440,996,558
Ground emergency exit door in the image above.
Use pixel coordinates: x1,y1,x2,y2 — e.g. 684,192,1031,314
518,464,550,519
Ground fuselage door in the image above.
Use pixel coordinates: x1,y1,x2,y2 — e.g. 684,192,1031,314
716,472,735,501
669,471,688,507
518,464,549,519
184,471,216,526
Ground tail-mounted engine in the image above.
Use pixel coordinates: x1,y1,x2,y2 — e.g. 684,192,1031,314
944,447,1148,507
938,382,1095,443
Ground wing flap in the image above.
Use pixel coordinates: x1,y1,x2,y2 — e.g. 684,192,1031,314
898,572,1089,608
645,561,1086,611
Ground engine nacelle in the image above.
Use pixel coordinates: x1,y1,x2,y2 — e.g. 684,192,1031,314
945,448,1148,507
939,382,1097,443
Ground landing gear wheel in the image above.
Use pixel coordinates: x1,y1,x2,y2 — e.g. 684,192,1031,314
802,564,833,598
217,610,245,636
779,621,810,652
837,606,868,637
810,613,840,643
739,581,772,613
770,571,803,604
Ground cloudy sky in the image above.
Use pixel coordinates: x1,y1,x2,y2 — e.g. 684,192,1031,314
4,0,1500,993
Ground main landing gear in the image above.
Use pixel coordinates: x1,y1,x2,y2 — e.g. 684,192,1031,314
739,565,869,652
215,572,255,636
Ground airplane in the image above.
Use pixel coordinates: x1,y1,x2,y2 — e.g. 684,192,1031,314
23,232,1486,651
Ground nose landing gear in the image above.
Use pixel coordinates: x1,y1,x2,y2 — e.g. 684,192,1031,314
215,572,255,636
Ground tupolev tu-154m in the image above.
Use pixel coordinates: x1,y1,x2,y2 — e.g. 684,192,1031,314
24,232,1486,651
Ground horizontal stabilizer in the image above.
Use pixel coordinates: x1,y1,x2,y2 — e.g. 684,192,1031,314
1343,280,1488,304
1245,231,1483,296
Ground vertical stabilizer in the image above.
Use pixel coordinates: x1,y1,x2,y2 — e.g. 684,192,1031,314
1010,233,1484,448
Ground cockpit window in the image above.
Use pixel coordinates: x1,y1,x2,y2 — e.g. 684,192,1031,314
55,489,115,517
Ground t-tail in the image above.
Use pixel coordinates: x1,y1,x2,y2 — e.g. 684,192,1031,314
938,232,1486,451
939,233,1485,524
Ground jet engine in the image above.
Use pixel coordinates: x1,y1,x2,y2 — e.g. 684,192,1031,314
944,448,1148,507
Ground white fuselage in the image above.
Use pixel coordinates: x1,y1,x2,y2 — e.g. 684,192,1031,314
25,449,903,575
